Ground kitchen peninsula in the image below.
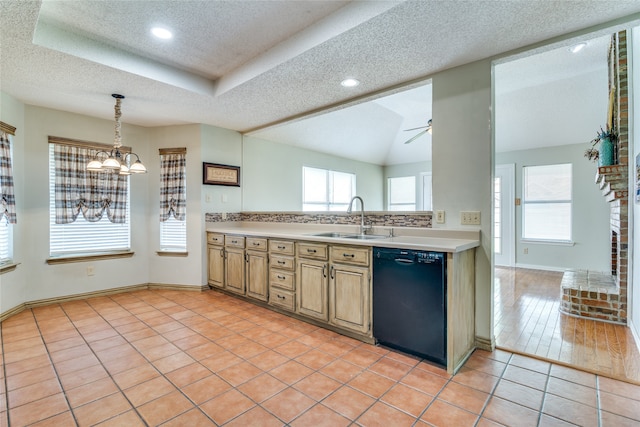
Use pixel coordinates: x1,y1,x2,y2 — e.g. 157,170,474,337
206,222,479,374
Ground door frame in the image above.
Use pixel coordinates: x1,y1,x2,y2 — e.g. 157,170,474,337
495,163,516,267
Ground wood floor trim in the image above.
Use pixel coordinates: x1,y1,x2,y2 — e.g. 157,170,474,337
496,345,640,386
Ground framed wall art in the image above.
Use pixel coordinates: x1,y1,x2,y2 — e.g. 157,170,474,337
203,162,240,186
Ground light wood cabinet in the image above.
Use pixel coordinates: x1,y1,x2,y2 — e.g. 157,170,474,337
225,246,245,295
297,258,328,321
246,238,268,301
207,233,225,289
269,240,296,312
329,245,371,335
329,263,370,334
208,245,225,288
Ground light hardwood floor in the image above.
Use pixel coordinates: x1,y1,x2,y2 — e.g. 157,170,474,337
494,266,640,384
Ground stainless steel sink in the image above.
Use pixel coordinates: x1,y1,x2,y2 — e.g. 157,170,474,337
310,232,387,240
342,234,388,240
310,232,350,238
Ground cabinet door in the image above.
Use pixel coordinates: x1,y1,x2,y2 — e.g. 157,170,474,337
296,259,328,321
225,248,245,295
246,250,268,301
208,245,225,288
329,264,370,334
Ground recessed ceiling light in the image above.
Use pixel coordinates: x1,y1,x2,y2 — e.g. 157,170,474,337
341,78,360,88
151,27,173,40
570,42,587,53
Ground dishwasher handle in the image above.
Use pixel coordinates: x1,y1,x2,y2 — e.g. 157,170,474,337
394,258,415,265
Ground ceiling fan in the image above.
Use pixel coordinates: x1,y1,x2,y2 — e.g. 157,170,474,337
403,119,432,144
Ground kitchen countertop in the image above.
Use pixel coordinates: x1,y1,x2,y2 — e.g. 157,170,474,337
206,222,480,253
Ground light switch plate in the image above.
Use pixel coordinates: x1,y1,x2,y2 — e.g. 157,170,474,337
461,211,481,225
435,210,445,223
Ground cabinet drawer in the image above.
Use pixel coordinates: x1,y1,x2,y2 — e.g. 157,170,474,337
246,237,268,251
207,233,224,245
297,242,328,260
269,288,295,311
269,240,295,255
271,255,295,271
269,269,295,290
225,235,245,248
330,246,370,266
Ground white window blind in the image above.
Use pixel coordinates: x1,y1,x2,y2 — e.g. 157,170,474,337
388,176,416,211
0,133,13,264
302,166,356,211
522,163,572,242
0,220,11,264
160,216,186,251
49,144,130,256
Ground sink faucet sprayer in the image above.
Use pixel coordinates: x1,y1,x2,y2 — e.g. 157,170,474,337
347,196,371,235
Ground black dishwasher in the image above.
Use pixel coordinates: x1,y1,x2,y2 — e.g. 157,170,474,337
373,247,446,366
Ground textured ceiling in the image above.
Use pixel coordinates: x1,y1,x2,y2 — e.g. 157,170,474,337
1,1,640,165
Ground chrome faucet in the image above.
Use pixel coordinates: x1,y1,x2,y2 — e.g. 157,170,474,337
347,196,371,235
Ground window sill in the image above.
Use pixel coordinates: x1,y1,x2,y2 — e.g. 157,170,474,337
156,251,188,257
0,262,19,274
521,239,575,247
46,251,134,265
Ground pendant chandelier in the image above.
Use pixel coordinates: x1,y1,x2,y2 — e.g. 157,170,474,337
86,94,147,175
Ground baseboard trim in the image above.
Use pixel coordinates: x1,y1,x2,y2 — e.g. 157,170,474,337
0,283,207,322
475,335,495,351
512,263,566,272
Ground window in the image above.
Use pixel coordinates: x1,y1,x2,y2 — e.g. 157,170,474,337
302,166,355,211
159,148,187,252
0,215,11,265
0,130,16,265
388,176,416,211
49,143,130,256
522,164,572,242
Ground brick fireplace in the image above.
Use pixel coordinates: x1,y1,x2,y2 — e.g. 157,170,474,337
560,31,629,324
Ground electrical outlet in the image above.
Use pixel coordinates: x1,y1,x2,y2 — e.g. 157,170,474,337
221,212,227,220
524,248,528,254
435,210,445,224
205,194,212,203
87,266,95,276
461,211,481,225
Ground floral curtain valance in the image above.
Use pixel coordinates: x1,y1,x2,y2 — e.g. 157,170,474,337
159,147,186,222
0,131,17,224
52,140,128,224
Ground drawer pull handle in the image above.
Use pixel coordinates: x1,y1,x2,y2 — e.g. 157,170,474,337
277,295,286,300
277,245,286,249
277,260,286,265
343,253,355,258
277,275,286,280
307,249,317,253
231,240,238,244
253,242,260,246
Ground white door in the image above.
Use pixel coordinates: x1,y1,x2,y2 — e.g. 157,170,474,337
494,164,515,266
421,172,433,211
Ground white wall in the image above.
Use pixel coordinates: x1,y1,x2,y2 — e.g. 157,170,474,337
496,143,611,271
432,59,493,343
242,136,384,211
201,124,243,215
0,103,151,304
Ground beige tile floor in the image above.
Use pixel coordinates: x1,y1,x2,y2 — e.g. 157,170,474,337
1,288,639,426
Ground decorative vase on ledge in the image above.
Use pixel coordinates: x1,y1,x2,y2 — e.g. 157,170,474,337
599,136,614,167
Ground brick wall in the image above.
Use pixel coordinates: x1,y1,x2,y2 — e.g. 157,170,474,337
560,31,629,324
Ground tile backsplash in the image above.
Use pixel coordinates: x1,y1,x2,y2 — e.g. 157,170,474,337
205,211,432,228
